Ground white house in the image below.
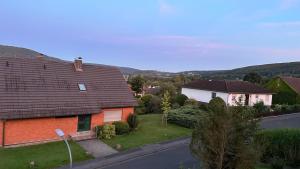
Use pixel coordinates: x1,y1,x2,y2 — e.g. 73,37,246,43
182,79,273,106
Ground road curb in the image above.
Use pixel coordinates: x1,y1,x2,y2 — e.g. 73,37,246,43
56,137,191,169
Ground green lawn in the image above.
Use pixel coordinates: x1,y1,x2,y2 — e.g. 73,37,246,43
103,114,192,150
256,164,271,169
0,141,92,169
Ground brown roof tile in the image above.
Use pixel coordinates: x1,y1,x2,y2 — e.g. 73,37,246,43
183,79,272,94
280,76,300,94
0,57,137,120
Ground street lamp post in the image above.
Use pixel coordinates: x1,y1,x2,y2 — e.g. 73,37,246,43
55,129,73,169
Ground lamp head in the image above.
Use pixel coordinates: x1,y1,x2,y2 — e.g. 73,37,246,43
55,129,65,137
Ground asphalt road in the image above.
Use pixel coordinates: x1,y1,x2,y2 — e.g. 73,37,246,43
260,113,300,129
101,113,300,169
101,143,199,169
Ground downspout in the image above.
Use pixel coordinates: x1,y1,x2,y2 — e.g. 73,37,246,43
2,120,5,147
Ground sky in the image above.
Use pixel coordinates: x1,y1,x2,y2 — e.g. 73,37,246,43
0,0,300,72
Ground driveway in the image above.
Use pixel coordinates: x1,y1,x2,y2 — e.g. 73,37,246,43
260,112,300,129
78,139,118,158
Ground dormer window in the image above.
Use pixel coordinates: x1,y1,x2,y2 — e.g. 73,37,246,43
78,83,86,91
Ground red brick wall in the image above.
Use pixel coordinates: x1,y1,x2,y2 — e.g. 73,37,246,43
121,107,134,121
91,107,134,129
91,112,104,129
0,120,3,146
4,117,78,146
2,107,134,146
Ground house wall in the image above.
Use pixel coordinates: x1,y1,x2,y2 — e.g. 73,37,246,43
266,77,299,105
249,94,272,106
0,120,3,146
91,107,134,128
2,107,134,147
182,88,229,103
228,94,272,106
4,116,78,146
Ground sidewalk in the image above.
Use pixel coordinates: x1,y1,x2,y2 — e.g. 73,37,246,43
77,139,118,158
57,137,190,169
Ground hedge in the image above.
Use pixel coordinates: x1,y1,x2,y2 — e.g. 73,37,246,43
255,129,300,167
167,105,204,128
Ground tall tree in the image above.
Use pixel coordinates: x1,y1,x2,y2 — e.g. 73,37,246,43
190,97,259,169
129,75,145,94
243,72,262,84
161,91,171,127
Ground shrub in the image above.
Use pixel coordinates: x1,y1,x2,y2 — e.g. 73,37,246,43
113,121,130,135
172,103,181,109
135,99,146,115
141,94,161,114
253,101,270,114
95,124,116,139
184,99,199,107
175,94,188,106
168,105,204,128
255,129,300,167
272,104,282,112
270,157,285,169
127,114,139,130
190,97,259,169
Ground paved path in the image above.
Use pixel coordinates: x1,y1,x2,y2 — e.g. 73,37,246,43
78,139,118,158
260,113,300,129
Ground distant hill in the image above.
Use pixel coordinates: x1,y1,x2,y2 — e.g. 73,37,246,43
182,62,300,80
1,44,299,79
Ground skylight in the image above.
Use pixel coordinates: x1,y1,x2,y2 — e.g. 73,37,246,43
78,83,86,91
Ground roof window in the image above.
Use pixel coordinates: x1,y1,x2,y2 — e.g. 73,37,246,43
78,83,87,91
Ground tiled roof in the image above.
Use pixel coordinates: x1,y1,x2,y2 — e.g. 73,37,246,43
182,79,272,94
280,76,300,94
0,57,137,120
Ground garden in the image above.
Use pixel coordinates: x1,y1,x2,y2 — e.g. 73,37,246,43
0,141,92,169
96,114,192,150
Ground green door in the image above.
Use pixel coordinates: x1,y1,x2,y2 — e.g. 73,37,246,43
77,115,91,132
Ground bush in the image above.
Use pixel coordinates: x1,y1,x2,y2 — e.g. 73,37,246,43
270,157,285,169
253,101,270,114
135,99,146,115
113,121,130,135
269,104,300,115
141,94,161,114
255,129,300,167
127,114,139,130
175,94,188,106
95,124,116,139
167,105,204,128
272,104,282,112
184,99,199,107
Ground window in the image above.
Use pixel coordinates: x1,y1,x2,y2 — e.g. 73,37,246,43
77,115,91,132
104,110,122,122
78,83,86,91
212,92,217,99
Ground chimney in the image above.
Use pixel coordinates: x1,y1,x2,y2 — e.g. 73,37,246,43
74,57,83,72
36,53,44,59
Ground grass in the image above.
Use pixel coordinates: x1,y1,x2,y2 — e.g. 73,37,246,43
103,114,192,150
256,164,271,169
0,141,92,169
